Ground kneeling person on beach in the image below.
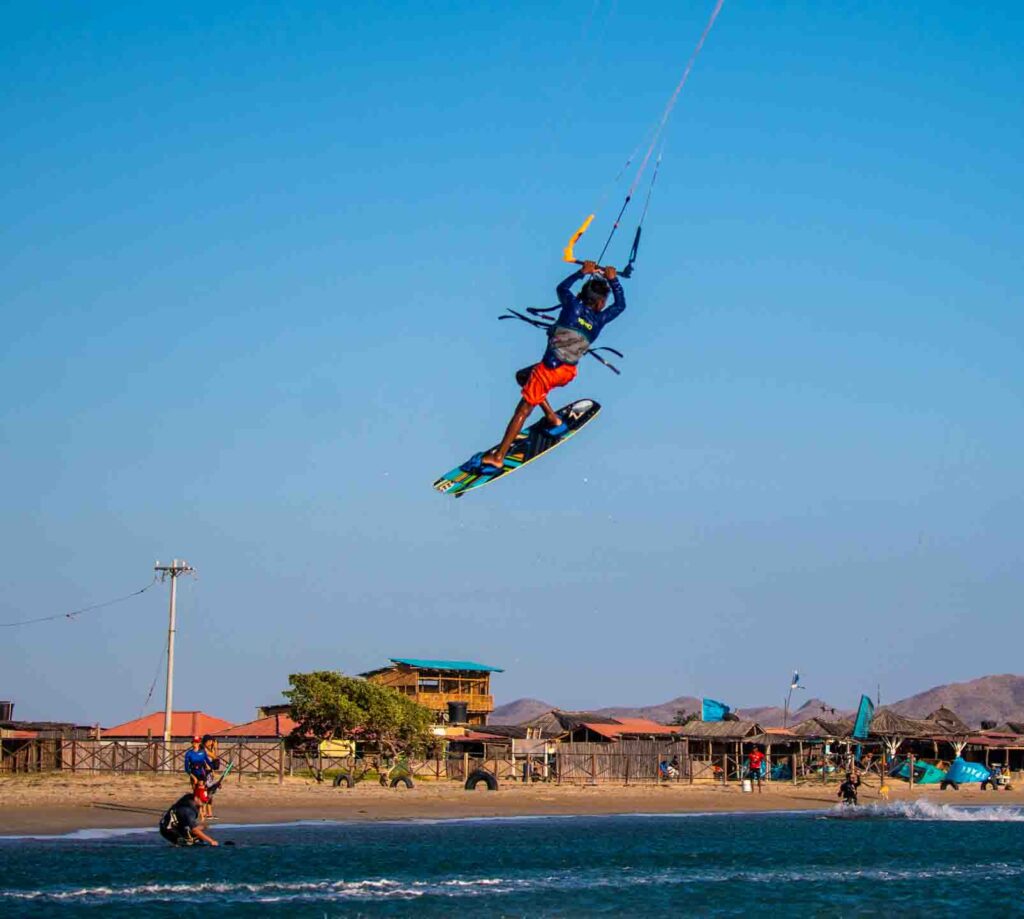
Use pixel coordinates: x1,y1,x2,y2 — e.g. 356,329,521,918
159,786,219,847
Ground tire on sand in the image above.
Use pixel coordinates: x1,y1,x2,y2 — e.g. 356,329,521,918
465,768,498,791
390,774,414,789
333,773,355,788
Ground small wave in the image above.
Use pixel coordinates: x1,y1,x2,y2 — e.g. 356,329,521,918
827,800,1024,822
0,876,514,905
6,860,1024,905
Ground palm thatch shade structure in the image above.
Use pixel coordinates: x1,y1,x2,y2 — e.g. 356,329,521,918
676,720,762,739
925,707,972,736
869,708,934,757
921,707,973,755
790,718,852,740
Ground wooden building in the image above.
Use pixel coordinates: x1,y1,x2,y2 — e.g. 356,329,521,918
560,718,680,744
360,658,503,726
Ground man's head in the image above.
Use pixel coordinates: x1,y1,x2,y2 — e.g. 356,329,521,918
201,734,213,747
191,735,201,747
580,278,609,310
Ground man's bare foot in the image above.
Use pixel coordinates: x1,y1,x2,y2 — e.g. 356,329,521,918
481,451,504,469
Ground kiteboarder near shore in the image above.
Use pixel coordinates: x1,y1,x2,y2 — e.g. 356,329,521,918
158,785,219,846
472,261,626,472
838,773,861,806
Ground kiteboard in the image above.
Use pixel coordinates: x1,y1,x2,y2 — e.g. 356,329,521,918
433,398,601,498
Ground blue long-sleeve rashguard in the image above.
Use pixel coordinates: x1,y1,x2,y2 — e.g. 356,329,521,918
542,270,626,368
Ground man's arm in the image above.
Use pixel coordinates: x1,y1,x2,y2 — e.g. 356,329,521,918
556,269,585,309
191,825,219,846
600,275,627,325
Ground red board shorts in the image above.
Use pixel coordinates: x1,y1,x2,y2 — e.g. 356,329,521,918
520,362,577,406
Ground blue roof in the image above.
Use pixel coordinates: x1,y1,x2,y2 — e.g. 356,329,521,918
390,658,504,673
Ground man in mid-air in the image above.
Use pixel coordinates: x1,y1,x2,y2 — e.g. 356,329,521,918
467,260,626,473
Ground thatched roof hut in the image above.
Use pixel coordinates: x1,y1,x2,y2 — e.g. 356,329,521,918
677,720,763,740
520,710,618,737
868,708,935,755
924,707,972,736
790,717,851,740
869,709,932,736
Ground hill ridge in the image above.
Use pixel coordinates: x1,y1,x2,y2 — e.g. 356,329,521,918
490,674,1024,728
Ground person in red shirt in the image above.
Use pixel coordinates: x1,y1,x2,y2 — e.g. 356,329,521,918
747,746,766,792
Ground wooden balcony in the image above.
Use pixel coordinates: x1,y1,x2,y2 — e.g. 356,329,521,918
411,692,494,714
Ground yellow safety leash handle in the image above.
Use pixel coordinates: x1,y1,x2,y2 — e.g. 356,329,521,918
562,214,595,264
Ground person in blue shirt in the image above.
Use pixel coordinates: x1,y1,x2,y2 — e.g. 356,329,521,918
184,735,213,783
476,260,626,471
183,734,216,818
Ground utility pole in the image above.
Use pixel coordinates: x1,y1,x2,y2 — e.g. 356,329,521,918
154,559,195,754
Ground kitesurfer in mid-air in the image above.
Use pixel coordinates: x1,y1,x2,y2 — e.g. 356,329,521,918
474,260,626,471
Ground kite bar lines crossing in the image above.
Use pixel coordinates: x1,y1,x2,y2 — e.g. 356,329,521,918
565,0,726,275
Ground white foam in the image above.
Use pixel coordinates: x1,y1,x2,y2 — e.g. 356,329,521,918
0,877,520,904
828,800,1024,821
6,860,1024,905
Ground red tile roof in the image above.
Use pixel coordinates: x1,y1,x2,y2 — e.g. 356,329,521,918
460,730,507,741
214,713,297,738
102,711,234,738
579,719,678,740
968,734,1024,747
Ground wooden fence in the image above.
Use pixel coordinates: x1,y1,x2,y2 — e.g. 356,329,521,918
1,738,830,787
555,741,690,784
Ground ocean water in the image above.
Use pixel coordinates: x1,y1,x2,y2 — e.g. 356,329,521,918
3,802,1024,916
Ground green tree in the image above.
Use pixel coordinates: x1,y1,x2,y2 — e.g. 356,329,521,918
284,671,435,780
672,709,699,726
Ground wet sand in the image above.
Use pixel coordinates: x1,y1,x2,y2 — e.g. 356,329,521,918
3,773,1023,837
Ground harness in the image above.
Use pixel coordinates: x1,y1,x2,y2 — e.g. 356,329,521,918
498,307,624,375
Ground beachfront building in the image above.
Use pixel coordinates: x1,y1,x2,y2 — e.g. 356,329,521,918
102,710,234,741
360,658,503,727
215,712,298,742
559,717,679,743
520,709,621,737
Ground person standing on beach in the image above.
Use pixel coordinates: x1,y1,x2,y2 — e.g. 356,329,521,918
747,746,765,792
201,735,222,818
158,786,219,846
184,735,215,819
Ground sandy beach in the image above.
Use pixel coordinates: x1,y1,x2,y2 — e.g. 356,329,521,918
3,773,1022,837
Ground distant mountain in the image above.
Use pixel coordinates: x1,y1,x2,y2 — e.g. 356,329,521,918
888,674,1024,727
492,674,1024,729
490,698,554,724
592,696,702,725
491,695,850,727
738,698,853,728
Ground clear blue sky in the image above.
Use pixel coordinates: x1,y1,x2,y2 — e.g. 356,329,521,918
2,1,1022,725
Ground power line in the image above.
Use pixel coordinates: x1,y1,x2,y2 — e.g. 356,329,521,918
0,576,159,629
139,633,169,719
